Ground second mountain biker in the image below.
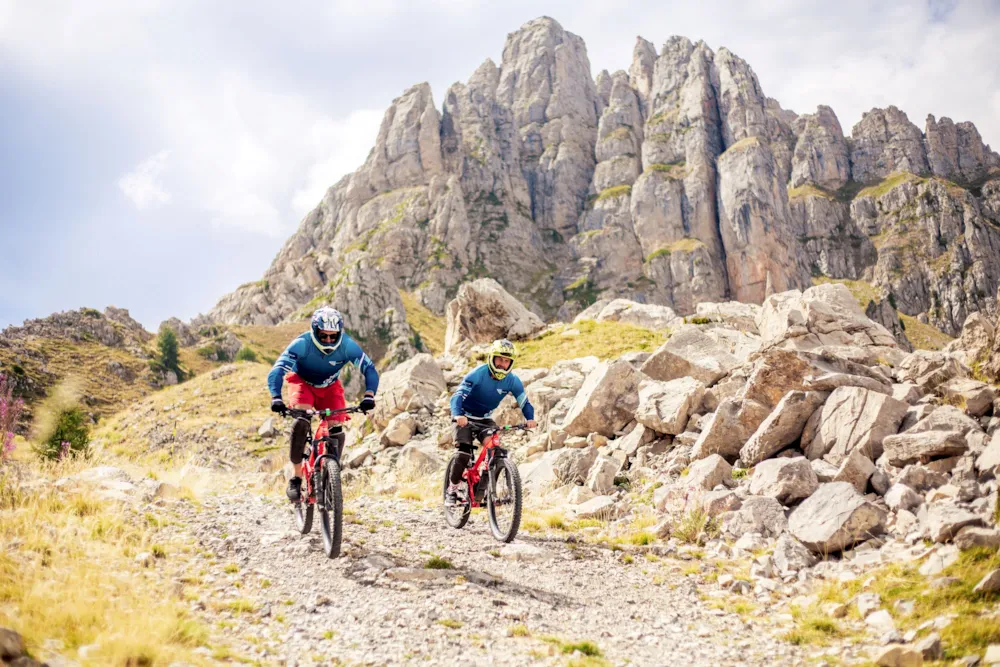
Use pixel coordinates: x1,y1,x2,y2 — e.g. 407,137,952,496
446,339,537,505
267,307,379,502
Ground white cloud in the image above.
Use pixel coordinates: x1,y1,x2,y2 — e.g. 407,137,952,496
117,150,171,210
292,109,384,214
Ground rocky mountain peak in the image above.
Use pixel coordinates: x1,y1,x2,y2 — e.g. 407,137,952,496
204,16,1000,345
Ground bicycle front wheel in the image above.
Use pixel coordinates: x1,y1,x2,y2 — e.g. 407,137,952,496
319,458,344,558
487,457,522,543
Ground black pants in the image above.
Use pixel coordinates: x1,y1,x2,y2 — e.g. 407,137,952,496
290,417,344,465
449,419,495,484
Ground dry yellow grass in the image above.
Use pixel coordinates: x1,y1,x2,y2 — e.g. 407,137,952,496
0,460,217,665
517,320,667,368
399,291,447,355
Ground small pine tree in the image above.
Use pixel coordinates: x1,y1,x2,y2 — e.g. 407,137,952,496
38,407,90,460
157,327,181,378
235,346,258,363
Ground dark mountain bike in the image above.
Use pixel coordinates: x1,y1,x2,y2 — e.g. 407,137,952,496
443,417,528,543
282,406,361,558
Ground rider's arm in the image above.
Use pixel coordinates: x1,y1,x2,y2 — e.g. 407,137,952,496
508,375,535,421
343,338,379,396
450,369,478,417
267,338,305,398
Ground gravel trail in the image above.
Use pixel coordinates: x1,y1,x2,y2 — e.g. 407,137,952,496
161,477,808,666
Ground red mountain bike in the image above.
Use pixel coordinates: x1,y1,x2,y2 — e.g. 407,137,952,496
283,406,360,558
443,417,528,543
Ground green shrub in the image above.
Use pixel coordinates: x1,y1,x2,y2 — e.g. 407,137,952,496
37,407,90,460
235,347,258,363
156,328,182,378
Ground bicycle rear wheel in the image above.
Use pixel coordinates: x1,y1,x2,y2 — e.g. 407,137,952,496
318,458,343,558
443,455,471,529
487,457,522,543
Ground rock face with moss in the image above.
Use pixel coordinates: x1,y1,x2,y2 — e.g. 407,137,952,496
206,16,1000,340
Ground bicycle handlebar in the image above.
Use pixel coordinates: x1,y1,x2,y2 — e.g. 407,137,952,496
283,406,363,419
453,416,532,433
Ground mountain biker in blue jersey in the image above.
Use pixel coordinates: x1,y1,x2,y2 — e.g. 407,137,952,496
268,307,379,502
446,339,536,505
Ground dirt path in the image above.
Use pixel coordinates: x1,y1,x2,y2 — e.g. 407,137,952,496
162,479,807,666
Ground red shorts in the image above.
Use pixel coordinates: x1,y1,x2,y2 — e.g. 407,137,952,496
285,374,347,422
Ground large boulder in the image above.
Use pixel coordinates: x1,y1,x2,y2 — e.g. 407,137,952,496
977,431,1000,476
552,446,600,486
740,390,828,466
722,496,788,538
635,377,706,435
372,354,447,429
574,298,680,330
772,533,819,575
943,311,995,366
882,406,978,466
684,454,732,491
749,457,819,504
924,503,984,543
742,348,892,411
802,386,908,464
788,482,886,553
639,326,741,385
756,283,900,353
443,279,545,354
896,351,967,392
397,441,443,474
937,378,996,417
692,397,771,461
561,360,641,437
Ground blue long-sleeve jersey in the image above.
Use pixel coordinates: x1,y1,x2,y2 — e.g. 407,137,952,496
450,364,534,421
267,332,379,398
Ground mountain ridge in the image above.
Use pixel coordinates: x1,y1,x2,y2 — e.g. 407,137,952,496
205,17,1000,350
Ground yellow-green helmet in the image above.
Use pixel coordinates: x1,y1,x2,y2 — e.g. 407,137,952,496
487,339,518,380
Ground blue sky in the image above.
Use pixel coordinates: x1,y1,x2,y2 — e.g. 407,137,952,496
2,0,999,331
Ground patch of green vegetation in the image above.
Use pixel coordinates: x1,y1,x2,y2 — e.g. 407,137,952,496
599,127,632,143
517,319,667,369
898,313,954,351
436,618,463,629
673,507,718,545
723,136,761,154
783,615,845,646
648,108,678,127
646,160,687,178
811,548,1000,658
424,555,453,570
563,277,601,309
644,237,706,263
234,347,258,363
788,184,833,200
856,171,925,199
36,406,90,460
594,185,632,203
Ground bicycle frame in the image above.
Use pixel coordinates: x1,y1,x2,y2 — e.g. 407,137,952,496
463,430,505,509
291,407,358,506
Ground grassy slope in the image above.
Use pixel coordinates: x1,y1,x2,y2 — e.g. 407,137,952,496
785,547,1000,658
1,444,215,665
0,337,156,424
811,277,953,351
93,361,280,467
518,320,668,368
399,291,446,355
